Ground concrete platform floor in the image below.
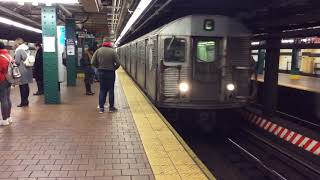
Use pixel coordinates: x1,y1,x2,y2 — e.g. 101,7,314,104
0,77,154,180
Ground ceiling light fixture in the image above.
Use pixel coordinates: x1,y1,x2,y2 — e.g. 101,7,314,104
1,0,79,5
94,0,100,12
32,1,39,6
115,0,152,46
0,16,42,33
17,0,24,5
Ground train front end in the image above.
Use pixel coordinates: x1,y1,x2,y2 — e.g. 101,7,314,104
158,15,252,110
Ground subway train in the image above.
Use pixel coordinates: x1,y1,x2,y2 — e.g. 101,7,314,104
117,15,252,127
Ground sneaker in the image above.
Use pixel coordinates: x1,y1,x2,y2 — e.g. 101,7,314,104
109,107,118,113
33,92,44,96
0,120,9,126
85,92,95,96
97,105,109,109
8,117,12,123
99,108,104,114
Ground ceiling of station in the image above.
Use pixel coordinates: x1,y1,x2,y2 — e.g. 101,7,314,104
118,0,320,44
1,0,320,43
0,0,138,42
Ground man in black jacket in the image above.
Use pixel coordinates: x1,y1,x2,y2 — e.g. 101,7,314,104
33,43,44,95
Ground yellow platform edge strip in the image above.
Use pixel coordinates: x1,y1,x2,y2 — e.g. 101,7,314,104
289,74,301,80
117,68,216,180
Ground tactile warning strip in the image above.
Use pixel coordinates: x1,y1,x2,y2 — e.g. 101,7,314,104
117,68,215,180
243,111,320,156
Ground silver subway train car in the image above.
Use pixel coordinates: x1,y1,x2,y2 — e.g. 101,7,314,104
117,15,252,111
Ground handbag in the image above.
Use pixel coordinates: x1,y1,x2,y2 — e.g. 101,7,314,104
0,54,21,86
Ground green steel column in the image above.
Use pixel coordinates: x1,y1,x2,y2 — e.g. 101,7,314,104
41,6,60,104
291,49,300,75
65,19,77,86
257,49,266,74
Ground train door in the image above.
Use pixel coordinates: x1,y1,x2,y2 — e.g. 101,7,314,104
122,47,126,69
137,41,146,88
191,37,221,101
131,43,137,78
137,40,146,89
144,39,148,89
126,46,131,73
146,37,158,101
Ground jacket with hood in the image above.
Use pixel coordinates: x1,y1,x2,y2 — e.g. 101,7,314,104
15,44,33,85
91,42,120,71
33,47,43,81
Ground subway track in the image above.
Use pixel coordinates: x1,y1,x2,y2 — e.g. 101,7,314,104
160,109,320,180
229,129,320,180
251,103,320,132
256,82,320,125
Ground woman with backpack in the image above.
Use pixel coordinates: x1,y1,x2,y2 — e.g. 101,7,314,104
0,42,13,126
14,38,33,107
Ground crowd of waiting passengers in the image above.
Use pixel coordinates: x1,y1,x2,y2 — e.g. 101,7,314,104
0,37,120,126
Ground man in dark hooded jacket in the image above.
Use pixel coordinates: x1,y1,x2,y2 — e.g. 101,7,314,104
33,43,44,95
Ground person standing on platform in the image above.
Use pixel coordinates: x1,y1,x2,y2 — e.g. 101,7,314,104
14,38,33,107
92,43,99,82
0,42,12,125
33,43,44,95
80,48,95,95
92,39,120,113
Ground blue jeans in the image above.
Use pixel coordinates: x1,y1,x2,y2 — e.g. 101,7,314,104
0,81,11,120
94,68,99,81
98,70,115,109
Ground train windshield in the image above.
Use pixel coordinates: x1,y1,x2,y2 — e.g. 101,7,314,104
164,37,186,62
196,41,216,62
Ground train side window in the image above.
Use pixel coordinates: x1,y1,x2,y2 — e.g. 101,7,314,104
196,41,216,63
164,37,186,62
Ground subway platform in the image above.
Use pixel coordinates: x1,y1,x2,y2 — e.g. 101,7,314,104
257,73,320,93
0,68,213,180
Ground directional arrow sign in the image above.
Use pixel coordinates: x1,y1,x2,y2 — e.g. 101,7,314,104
67,45,75,55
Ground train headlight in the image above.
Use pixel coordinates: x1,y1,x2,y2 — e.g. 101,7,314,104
226,83,235,91
179,82,189,93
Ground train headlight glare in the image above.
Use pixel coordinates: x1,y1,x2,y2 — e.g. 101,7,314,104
226,83,235,91
179,82,189,93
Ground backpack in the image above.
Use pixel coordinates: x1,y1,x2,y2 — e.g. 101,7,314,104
23,50,35,67
0,54,21,85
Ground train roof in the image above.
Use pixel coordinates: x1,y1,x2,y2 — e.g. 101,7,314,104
120,15,251,46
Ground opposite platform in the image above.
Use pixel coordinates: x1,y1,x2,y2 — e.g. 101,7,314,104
257,73,320,93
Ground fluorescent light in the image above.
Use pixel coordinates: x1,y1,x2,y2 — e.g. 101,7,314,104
46,2,52,6
1,0,79,4
94,0,100,12
115,0,152,45
0,16,42,33
251,42,260,46
281,39,294,44
32,1,39,6
17,0,24,5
